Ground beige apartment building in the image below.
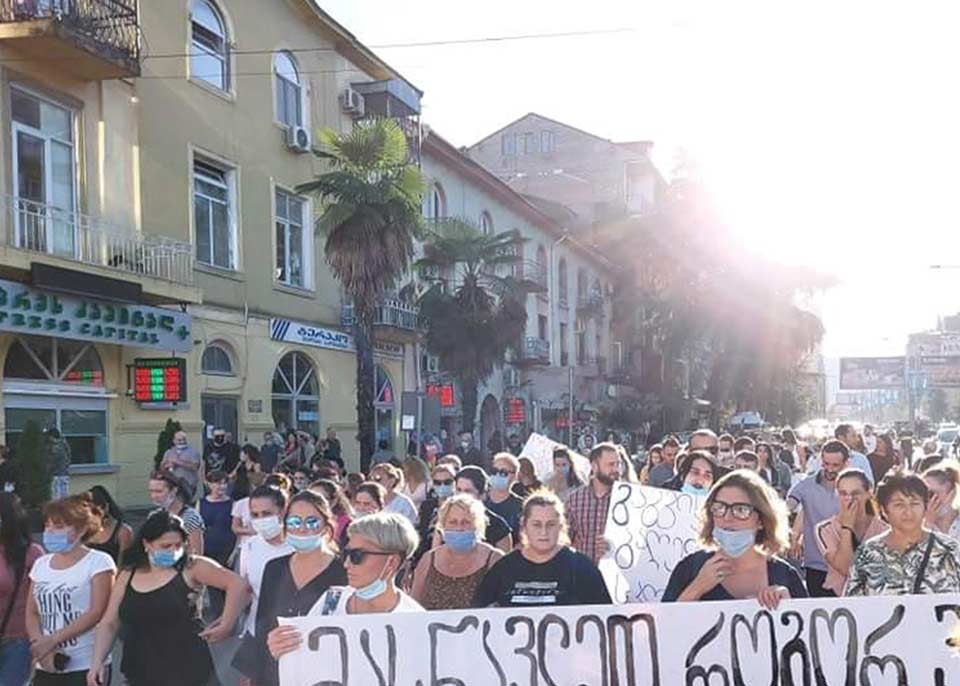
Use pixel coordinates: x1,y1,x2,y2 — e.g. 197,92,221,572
0,0,423,505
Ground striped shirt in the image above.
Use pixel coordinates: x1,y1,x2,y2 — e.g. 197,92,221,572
563,482,611,566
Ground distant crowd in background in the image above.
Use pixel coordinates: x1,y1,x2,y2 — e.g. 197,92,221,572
0,419,959,686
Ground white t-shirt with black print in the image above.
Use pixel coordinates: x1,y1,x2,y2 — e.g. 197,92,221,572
30,549,116,672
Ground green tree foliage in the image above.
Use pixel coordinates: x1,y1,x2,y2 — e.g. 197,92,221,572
298,119,424,469
12,420,50,510
417,219,532,432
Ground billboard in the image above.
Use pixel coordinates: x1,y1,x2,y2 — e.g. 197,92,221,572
839,356,905,389
919,356,960,387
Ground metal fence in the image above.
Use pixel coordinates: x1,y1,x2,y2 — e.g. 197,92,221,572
3,195,194,285
0,0,140,66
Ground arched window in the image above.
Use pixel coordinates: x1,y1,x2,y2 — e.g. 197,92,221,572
273,51,302,127
271,352,319,435
374,365,395,451
190,0,229,91
425,183,445,221
201,343,233,375
536,244,548,287
479,211,493,236
577,268,587,298
558,257,568,306
3,336,107,464
4,336,103,386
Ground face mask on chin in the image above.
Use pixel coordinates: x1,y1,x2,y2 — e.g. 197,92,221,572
355,558,393,601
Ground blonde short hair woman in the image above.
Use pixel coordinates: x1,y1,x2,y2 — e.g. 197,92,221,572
410,494,503,610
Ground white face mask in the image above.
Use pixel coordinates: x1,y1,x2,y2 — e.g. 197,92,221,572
251,515,282,540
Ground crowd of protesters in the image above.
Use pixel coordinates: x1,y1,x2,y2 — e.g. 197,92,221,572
0,421,958,685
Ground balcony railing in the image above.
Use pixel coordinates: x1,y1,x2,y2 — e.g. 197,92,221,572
513,259,548,292
3,195,194,286
577,292,605,316
517,336,550,365
0,0,141,78
341,299,423,331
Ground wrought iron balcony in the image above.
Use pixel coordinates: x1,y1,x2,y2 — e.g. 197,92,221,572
3,195,194,286
576,291,606,316
0,0,140,79
513,259,548,293
515,336,550,366
341,299,423,332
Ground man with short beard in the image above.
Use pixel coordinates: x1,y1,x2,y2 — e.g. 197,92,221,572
786,439,849,597
563,443,622,566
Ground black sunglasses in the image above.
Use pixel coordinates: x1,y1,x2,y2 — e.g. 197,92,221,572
342,548,395,565
491,469,514,477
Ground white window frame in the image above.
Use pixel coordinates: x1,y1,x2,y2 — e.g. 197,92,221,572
479,211,493,236
273,185,312,289
190,0,230,92
10,86,78,257
193,156,238,270
273,51,303,128
541,130,556,154
501,133,516,156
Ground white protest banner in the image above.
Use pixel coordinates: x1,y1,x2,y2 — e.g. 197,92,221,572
598,482,704,603
279,594,960,686
519,432,590,478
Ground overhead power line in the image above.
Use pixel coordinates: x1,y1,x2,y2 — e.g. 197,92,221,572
140,27,637,60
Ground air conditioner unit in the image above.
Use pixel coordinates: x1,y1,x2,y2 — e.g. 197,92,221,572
285,125,311,153
340,87,365,117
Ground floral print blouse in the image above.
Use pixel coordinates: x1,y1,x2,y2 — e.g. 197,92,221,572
845,530,960,596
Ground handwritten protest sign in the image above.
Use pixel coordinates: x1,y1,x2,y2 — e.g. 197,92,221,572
598,482,704,603
278,594,960,686
519,432,590,479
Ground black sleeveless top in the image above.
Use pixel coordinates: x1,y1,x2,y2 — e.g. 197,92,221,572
88,520,122,563
118,568,217,686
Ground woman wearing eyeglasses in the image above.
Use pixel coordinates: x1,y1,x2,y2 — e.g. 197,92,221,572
662,471,807,608
410,494,504,610
242,490,347,686
266,512,421,660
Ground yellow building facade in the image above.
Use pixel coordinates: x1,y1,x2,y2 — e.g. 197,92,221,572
0,0,421,506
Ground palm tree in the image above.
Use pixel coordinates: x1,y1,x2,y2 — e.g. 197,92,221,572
416,219,531,433
298,119,423,470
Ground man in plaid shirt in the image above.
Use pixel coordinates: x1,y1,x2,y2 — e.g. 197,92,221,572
563,443,622,566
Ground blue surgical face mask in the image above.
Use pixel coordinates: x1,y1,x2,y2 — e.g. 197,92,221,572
354,558,391,601
434,483,454,499
682,483,708,497
43,531,75,554
489,474,510,491
713,527,756,558
149,547,184,568
287,533,324,553
558,464,570,475
443,529,477,552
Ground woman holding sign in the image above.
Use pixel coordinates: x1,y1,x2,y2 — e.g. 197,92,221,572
472,490,612,607
845,471,960,595
662,471,807,608
266,513,422,660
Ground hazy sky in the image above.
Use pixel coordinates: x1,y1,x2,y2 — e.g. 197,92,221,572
322,0,960,358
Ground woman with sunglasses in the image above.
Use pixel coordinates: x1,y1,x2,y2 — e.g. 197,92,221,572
238,489,346,686
663,471,807,608
369,463,419,525
231,485,293,683
266,512,421,660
